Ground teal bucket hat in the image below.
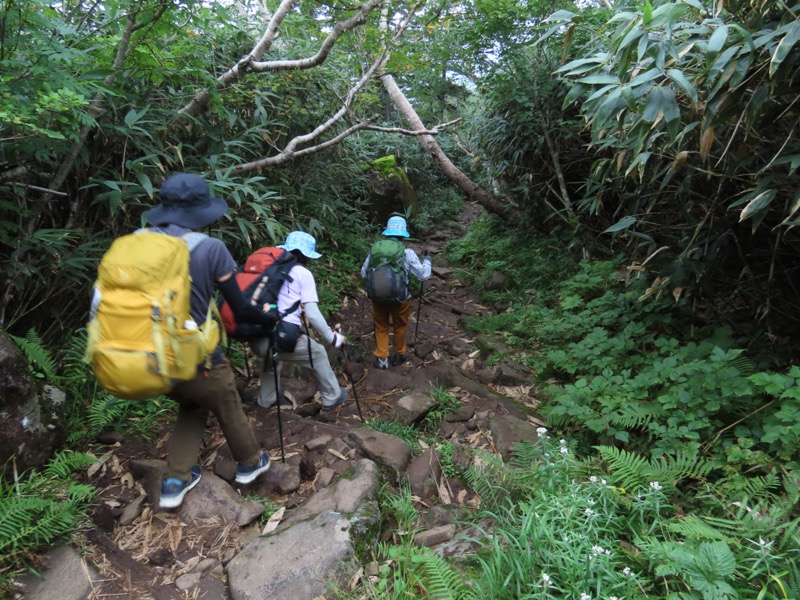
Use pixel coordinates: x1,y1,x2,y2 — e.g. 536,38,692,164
382,215,410,238
279,231,322,259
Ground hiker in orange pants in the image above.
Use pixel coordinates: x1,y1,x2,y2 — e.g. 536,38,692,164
372,299,411,367
361,216,431,369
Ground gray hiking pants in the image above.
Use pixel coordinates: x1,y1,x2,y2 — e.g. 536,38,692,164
252,334,341,408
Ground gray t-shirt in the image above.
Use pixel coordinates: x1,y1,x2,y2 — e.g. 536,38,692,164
157,225,236,365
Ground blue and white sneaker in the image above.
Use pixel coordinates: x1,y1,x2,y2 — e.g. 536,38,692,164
235,451,271,485
159,465,202,509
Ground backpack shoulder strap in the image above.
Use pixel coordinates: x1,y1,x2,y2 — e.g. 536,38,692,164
182,232,208,253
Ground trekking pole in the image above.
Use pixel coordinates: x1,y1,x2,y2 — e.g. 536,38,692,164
413,280,424,347
337,329,364,423
265,338,286,463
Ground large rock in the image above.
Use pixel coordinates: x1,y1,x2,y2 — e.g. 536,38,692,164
0,332,66,476
346,429,411,481
15,545,99,600
389,392,436,426
488,414,541,462
227,460,383,600
227,510,358,600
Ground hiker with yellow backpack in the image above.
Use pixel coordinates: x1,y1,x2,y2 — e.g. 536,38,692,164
86,173,273,509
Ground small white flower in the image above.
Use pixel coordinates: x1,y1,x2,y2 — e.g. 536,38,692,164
584,508,596,517
580,593,591,600
649,481,662,491
610,596,619,600
541,573,551,585
589,476,598,483
591,545,605,555
536,427,548,436
600,479,607,485
587,498,596,506
623,566,632,577
754,537,774,550
560,446,569,455
559,438,567,446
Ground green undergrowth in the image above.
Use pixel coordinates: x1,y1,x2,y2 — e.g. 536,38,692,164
448,215,800,477
0,451,96,594
344,435,800,599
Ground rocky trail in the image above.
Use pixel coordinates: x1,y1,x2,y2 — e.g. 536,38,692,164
14,203,546,600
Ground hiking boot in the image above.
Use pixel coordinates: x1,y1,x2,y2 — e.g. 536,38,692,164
374,357,389,369
322,388,348,413
235,451,271,485
390,352,410,366
159,465,202,509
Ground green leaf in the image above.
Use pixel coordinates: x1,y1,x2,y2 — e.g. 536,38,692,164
649,2,689,29
604,216,637,233
739,190,776,223
563,83,587,108
136,172,154,199
544,10,577,23
643,87,665,122
770,21,800,77
661,86,680,123
666,69,698,104
707,25,728,58
642,0,652,26
628,69,662,88
577,74,621,85
772,154,800,175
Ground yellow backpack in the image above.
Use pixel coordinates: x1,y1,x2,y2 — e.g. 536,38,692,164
85,229,221,400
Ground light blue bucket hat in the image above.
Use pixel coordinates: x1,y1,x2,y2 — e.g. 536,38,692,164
382,215,410,238
279,231,322,259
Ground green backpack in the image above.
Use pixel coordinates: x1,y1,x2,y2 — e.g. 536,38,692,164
366,238,408,304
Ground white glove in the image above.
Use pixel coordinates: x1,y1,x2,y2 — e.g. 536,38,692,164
332,331,347,348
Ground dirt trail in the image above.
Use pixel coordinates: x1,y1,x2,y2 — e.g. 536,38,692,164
36,202,538,599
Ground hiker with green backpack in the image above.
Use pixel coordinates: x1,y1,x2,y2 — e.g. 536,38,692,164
87,173,275,509
361,215,431,369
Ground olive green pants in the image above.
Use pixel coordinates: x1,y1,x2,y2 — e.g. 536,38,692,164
165,362,260,481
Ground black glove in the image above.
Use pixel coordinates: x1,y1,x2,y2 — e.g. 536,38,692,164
218,277,276,326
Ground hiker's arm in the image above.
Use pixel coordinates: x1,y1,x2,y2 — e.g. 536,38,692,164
303,301,335,344
405,249,432,281
217,276,277,325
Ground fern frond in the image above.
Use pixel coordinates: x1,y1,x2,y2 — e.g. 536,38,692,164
595,446,653,492
415,548,476,600
8,329,56,379
729,355,757,376
607,402,662,429
665,515,735,542
595,446,713,492
43,451,96,480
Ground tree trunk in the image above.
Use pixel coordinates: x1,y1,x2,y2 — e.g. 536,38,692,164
380,73,521,222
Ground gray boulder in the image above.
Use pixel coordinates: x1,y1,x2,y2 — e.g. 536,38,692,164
0,332,66,476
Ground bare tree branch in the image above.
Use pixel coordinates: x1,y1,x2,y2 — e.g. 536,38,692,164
365,119,462,135
179,0,384,116
229,2,416,175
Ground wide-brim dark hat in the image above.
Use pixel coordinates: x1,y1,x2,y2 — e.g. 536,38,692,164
145,173,228,229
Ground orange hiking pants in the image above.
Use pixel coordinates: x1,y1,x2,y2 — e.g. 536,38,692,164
372,300,411,359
